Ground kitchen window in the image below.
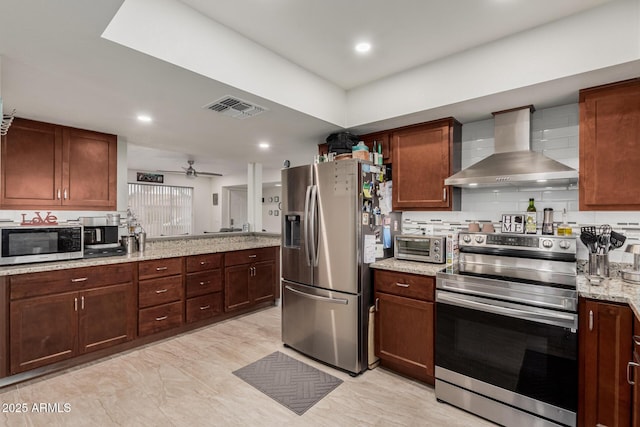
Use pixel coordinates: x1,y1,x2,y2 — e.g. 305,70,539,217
128,183,193,237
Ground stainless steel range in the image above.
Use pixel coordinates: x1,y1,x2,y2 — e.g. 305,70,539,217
435,232,578,427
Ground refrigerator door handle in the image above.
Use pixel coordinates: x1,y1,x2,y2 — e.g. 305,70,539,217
285,285,349,305
310,184,319,267
303,185,313,266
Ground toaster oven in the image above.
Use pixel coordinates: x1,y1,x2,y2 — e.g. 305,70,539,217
395,235,446,264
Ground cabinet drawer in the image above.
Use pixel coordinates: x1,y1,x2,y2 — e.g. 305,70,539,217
138,301,183,337
186,253,223,273
224,247,276,267
138,257,183,280
139,275,183,308
10,263,135,300
185,270,222,298
374,270,435,301
186,293,222,323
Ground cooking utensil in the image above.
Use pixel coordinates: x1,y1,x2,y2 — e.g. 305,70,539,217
580,231,598,253
581,226,597,235
609,230,626,251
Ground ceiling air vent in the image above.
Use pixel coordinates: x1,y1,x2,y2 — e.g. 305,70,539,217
203,96,267,119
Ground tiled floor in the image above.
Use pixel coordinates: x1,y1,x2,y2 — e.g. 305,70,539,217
0,306,493,426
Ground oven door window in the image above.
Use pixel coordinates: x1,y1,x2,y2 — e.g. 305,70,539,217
436,299,577,412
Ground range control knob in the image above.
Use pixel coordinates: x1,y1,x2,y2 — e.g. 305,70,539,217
559,240,571,249
434,240,440,246
433,247,440,253
463,234,472,243
542,239,554,248
475,235,485,244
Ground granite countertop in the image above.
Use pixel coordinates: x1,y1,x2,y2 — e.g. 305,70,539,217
0,235,280,276
371,257,640,319
578,275,640,319
369,257,446,276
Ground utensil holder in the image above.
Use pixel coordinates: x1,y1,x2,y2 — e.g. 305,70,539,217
597,253,610,278
588,253,599,276
136,232,146,252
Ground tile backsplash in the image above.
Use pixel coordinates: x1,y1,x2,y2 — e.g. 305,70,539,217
400,103,640,262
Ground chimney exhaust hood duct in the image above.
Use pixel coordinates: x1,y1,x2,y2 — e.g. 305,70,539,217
444,106,578,187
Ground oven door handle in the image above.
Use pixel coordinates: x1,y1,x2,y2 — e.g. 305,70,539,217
437,291,577,330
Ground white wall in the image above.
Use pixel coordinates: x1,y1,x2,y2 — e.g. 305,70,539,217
262,186,282,233
346,0,640,127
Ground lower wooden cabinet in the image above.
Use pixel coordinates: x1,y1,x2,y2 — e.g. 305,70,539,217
579,298,634,427
137,258,184,337
185,253,223,323
224,248,277,312
374,269,435,384
10,282,135,374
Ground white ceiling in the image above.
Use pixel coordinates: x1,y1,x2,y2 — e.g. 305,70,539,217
0,0,630,177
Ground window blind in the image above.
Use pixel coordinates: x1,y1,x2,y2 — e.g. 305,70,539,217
128,183,193,237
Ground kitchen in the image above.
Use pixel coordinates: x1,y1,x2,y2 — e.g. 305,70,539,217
1,0,640,426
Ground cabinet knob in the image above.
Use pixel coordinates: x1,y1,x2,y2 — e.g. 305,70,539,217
200,261,209,265
199,281,210,286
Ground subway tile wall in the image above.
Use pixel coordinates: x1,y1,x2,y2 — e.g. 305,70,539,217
401,103,640,262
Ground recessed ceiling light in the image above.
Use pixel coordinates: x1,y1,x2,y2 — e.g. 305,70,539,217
137,115,152,123
259,142,270,149
355,42,371,53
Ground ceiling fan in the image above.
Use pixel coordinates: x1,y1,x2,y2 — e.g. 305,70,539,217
159,160,222,178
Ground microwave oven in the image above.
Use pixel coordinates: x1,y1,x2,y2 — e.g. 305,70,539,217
0,224,84,265
395,235,446,264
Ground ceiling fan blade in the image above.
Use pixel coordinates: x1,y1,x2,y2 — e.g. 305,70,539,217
196,171,223,177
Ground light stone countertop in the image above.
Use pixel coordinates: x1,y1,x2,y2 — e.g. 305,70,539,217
578,275,640,319
371,257,640,320
369,257,446,276
0,234,280,276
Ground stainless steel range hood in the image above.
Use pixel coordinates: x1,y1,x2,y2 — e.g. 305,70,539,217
444,106,578,187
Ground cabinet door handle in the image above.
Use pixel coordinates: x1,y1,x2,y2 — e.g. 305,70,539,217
199,305,211,311
249,255,257,258
57,189,61,200
74,297,78,311
199,261,209,265
375,297,379,312
81,296,85,310
155,289,168,294
156,266,168,271
63,189,68,200
633,335,640,347
627,361,639,385
443,187,447,202
71,277,88,283
155,316,168,321
199,281,211,286
589,310,594,331
395,283,410,288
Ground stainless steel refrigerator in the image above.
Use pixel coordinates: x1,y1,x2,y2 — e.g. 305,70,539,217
281,159,386,375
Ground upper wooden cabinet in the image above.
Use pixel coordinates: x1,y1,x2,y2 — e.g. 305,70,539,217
0,117,117,211
579,79,640,210
392,118,461,211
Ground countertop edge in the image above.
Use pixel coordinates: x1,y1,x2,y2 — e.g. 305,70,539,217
0,238,280,276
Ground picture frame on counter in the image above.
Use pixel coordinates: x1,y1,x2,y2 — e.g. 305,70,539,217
501,214,525,233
